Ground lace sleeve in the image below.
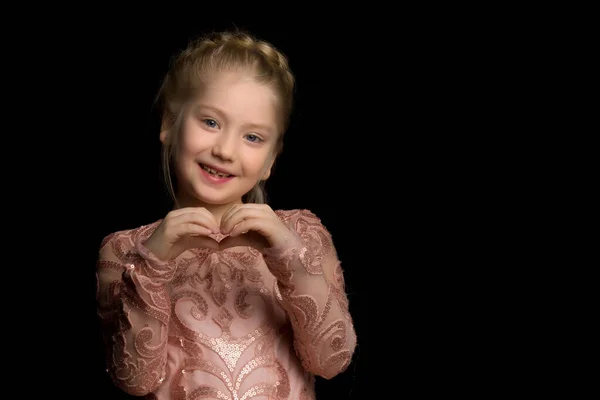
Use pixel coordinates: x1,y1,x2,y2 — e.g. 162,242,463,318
263,210,357,379
95,230,176,396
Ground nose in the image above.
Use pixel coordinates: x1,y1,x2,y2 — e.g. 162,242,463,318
211,131,236,161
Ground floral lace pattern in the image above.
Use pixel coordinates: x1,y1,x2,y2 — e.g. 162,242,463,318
96,209,356,399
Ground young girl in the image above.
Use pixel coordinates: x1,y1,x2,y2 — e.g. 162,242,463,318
96,30,357,399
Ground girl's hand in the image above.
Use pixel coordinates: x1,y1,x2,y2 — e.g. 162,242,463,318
143,207,220,260
219,204,294,252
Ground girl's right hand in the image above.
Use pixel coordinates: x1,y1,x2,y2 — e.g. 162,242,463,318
143,207,221,261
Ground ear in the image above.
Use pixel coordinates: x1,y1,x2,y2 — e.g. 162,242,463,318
261,157,275,180
262,168,271,180
160,130,167,144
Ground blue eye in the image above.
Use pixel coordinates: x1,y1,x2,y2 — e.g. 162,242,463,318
245,134,262,143
203,118,218,129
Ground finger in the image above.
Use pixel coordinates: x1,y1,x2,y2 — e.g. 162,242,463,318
184,224,213,237
221,207,267,234
220,203,242,228
166,207,201,218
195,207,220,230
170,209,220,233
220,204,242,233
220,203,268,229
168,207,219,227
190,207,220,231
228,218,269,238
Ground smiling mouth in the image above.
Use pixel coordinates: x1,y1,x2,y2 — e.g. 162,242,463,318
199,164,234,178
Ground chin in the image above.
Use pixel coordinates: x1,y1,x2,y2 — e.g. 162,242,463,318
192,194,231,206
191,189,239,206
194,183,256,203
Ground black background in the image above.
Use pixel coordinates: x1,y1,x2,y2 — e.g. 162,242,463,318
7,10,521,399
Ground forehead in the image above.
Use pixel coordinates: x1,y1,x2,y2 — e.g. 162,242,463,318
197,71,279,124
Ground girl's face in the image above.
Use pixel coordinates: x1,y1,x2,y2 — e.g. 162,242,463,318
165,71,279,210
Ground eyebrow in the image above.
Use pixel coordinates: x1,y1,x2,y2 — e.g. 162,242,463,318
195,104,276,134
195,104,227,119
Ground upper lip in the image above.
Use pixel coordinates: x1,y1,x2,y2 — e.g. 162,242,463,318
199,162,235,176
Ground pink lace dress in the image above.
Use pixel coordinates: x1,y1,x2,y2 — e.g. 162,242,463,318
96,209,357,399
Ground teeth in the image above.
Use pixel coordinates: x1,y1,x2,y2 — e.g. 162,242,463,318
202,165,230,177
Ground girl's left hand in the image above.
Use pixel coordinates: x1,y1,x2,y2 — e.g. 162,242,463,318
219,204,294,252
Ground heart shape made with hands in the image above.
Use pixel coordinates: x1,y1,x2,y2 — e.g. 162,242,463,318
200,231,271,252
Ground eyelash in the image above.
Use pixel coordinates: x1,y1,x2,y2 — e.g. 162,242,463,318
201,118,264,143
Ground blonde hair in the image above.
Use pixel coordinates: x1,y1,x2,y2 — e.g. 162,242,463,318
155,30,295,206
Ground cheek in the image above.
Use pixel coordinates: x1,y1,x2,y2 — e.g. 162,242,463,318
173,138,198,169
181,122,194,144
180,127,206,154
246,152,273,175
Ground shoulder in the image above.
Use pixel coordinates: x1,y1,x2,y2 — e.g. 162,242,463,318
274,208,336,256
274,208,332,238
274,208,324,228
98,220,162,259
